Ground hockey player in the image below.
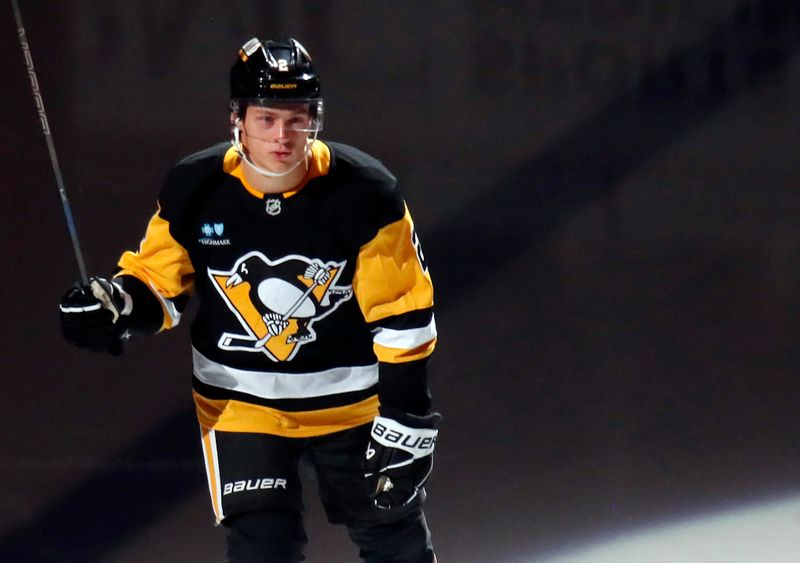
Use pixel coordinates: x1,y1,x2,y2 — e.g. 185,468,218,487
59,37,440,563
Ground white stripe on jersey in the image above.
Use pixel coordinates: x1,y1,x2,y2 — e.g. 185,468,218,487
192,347,378,400
371,316,437,349
148,279,183,327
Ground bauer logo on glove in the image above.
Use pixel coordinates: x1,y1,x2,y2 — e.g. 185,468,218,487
363,411,441,510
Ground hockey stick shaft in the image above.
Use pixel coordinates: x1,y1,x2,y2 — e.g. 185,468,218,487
283,280,319,320
11,0,89,284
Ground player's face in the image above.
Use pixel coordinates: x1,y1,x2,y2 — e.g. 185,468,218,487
239,104,312,172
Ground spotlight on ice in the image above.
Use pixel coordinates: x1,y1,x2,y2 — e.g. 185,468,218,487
526,493,800,563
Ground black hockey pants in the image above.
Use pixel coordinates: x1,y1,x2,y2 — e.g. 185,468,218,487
207,424,435,562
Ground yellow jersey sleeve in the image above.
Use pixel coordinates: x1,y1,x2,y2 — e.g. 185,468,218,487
116,204,195,331
353,204,436,364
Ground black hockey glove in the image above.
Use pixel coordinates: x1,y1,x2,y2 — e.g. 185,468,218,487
59,277,131,355
364,409,441,510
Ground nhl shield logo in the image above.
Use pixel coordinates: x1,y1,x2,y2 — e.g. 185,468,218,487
265,198,281,216
208,251,353,361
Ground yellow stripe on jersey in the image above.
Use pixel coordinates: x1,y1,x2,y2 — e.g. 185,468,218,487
116,205,195,330
223,148,262,198
374,338,437,363
353,205,434,323
193,392,379,438
200,427,224,523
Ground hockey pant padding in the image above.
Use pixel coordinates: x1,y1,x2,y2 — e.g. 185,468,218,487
201,427,306,522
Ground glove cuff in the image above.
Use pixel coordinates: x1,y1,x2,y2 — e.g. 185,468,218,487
371,416,439,460
378,406,442,429
114,281,134,316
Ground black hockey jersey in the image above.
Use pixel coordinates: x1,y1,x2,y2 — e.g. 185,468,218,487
116,141,436,438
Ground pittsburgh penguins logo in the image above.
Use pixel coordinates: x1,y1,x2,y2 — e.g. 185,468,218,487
209,252,353,361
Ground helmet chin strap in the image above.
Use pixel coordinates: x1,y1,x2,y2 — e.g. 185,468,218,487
231,121,318,178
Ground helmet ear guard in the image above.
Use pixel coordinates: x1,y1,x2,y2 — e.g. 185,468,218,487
231,115,242,148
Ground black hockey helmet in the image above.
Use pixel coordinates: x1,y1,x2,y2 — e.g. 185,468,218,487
230,37,322,124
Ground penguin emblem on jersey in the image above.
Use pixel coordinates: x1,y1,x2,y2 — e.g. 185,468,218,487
209,251,353,361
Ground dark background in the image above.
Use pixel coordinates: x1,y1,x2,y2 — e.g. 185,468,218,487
1,1,799,561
